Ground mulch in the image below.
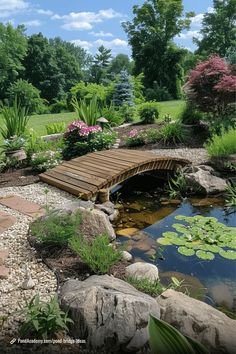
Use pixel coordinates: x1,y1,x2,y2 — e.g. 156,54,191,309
0,167,39,188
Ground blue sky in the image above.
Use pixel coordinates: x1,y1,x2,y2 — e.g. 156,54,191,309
0,0,213,55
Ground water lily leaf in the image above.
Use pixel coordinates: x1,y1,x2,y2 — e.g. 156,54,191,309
171,238,187,246
163,231,179,239
178,247,195,256
219,249,236,260
197,244,221,253
157,237,172,246
196,250,215,260
173,224,188,234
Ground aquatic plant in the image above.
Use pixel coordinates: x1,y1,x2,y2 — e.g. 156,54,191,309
157,215,236,260
225,183,236,208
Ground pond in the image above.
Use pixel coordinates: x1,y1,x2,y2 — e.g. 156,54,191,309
112,174,236,318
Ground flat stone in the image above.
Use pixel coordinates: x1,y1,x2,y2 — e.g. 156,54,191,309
0,265,9,279
116,227,139,237
0,196,44,217
0,211,16,234
0,249,9,266
126,262,159,282
122,251,133,261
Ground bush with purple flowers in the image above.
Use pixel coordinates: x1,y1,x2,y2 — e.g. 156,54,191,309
62,120,117,160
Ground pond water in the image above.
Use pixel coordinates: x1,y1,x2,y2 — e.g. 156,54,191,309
112,174,236,317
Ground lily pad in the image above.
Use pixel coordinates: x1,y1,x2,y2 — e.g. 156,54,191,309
156,237,172,246
196,250,215,260
219,249,236,260
178,247,195,256
162,231,178,239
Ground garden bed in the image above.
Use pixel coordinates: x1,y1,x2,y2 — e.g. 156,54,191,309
0,167,39,187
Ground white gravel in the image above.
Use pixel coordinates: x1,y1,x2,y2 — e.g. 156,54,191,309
148,148,209,165
0,183,77,339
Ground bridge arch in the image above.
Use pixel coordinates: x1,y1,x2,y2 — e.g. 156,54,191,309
40,149,190,200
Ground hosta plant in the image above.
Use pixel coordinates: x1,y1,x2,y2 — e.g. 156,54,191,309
157,215,236,260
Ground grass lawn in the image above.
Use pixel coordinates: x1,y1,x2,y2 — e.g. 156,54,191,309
0,100,185,141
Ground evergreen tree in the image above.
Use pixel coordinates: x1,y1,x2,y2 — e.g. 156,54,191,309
90,46,112,84
113,70,134,107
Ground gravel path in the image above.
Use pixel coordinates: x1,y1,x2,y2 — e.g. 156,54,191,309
0,183,77,340
148,148,209,165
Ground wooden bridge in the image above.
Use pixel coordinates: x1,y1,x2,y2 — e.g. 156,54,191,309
39,149,190,201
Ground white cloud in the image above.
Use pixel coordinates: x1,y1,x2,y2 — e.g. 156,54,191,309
207,6,215,13
95,38,128,48
71,39,93,51
89,31,113,38
0,0,29,18
179,30,202,40
36,9,53,16
191,13,204,26
52,8,123,31
23,19,42,27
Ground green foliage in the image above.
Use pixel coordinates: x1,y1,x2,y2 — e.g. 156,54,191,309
7,79,46,114
50,100,68,114
45,122,66,135
178,102,205,125
145,128,161,144
19,293,73,339
225,183,236,207
70,81,109,105
195,0,236,57
125,129,146,147
88,130,117,152
31,210,81,245
69,234,122,274
113,70,134,107
108,54,134,76
126,277,164,297
118,104,136,123
71,95,100,126
159,122,186,145
0,98,29,139
31,150,62,172
130,73,145,104
166,171,189,199
146,85,172,102
1,136,25,153
157,215,236,261
0,23,27,100
138,102,159,124
101,105,124,127
205,128,236,157
149,315,208,354
89,45,112,84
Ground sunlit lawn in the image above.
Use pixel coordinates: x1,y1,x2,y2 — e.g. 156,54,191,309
0,100,185,143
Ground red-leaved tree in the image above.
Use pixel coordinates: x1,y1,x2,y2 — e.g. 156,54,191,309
185,55,236,123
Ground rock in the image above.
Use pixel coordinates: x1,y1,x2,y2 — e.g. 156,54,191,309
108,209,119,222
157,289,236,354
79,208,116,241
122,251,132,261
95,201,115,215
59,275,160,352
54,200,94,212
125,262,159,282
116,228,139,237
183,165,227,194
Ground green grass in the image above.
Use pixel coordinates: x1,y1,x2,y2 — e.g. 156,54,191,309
205,127,236,157
0,100,184,143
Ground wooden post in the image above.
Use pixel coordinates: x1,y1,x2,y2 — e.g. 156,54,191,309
98,189,109,203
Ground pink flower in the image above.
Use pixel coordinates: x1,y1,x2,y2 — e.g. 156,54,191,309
78,125,102,137
67,120,87,132
128,129,138,138
214,75,236,92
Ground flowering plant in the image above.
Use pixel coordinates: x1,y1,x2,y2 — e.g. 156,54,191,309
31,150,62,172
125,129,145,147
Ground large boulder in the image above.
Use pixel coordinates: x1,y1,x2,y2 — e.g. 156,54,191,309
183,165,227,194
126,262,159,283
157,289,236,354
59,275,160,352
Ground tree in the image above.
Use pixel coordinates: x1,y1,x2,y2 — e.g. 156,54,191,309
123,0,194,97
0,23,27,100
185,55,236,126
90,46,112,84
113,70,134,107
195,0,236,57
23,33,63,102
108,54,134,77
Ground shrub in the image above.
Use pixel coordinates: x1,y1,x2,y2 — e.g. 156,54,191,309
205,127,236,157
178,102,205,125
46,122,66,135
118,104,136,123
145,86,172,101
19,293,73,339
145,128,161,144
50,100,68,113
7,79,46,114
71,94,100,126
185,55,236,127
62,120,116,160
70,81,109,105
1,136,25,152
0,98,29,139
69,234,122,274
138,102,159,124
101,105,124,127
31,150,62,172
30,210,81,245
159,122,186,145
126,277,164,297
125,129,145,147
